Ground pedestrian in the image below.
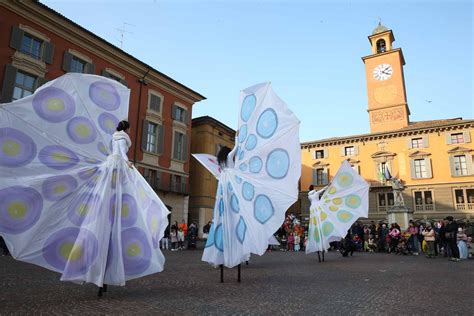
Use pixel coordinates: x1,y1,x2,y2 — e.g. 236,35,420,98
287,232,295,251
170,227,178,251
161,223,170,251
422,222,436,258
177,227,185,250
457,227,468,260
445,216,460,261
294,233,301,252
407,220,419,255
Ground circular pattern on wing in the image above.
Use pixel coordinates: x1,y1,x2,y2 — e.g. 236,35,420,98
230,194,240,213
345,194,362,209
122,227,152,275
0,128,37,167
32,87,75,123
249,156,263,173
337,210,354,223
337,172,354,188
110,194,138,228
89,81,121,111
42,175,78,201
241,94,256,122
98,112,119,135
67,192,100,226
242,182,254,201
42,227,98,278
0,186,42,234
214,224,224,252
238,125,248,143
236,216,247,244
245,134,257,151
146,200,162,249
266,149,289,179
67,117,97,144
257,108,278,139
254,194,274,224
39,145,79,170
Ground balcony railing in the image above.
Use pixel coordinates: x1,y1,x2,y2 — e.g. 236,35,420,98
171,181,187,194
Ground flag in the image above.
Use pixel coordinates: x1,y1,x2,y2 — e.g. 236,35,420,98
384,167,392,180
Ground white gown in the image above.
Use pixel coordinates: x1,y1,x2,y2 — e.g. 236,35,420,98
195,82,301,268
0,73,169,286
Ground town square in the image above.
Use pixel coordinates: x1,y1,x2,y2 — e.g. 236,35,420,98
0,0,472,315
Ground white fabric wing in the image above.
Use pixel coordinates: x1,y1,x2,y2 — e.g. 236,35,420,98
192,153,222,179
0,73,169,286
201,82,301,268
306,160,369,253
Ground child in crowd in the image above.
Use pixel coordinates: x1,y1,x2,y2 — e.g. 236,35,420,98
367,235,377,253
287,232,295,251
177,228,185,250
294,234,301,252
457,227,468,260
396,237,408,255
170,228,178,251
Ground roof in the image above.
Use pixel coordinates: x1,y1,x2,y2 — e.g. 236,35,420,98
192,116,236,135
372,22,388,35
33,1,205,101
301,118,474,147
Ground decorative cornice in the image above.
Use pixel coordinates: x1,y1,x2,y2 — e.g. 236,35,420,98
301,120,474,149
371,151,396,159
408,150,431,158
447,146,472,154
312,161,329,167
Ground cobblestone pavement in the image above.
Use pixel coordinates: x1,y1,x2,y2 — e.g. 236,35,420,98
1,248,473,315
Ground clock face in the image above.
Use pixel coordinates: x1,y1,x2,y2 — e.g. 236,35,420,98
373,63,393,81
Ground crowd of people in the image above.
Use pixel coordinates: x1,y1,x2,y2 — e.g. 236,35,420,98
268,214,473,261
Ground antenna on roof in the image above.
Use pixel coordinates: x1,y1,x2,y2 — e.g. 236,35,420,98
115,22,135,49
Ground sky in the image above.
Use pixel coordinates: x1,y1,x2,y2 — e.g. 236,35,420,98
42,0,473,142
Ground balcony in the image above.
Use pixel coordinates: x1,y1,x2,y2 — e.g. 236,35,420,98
171,181,188,194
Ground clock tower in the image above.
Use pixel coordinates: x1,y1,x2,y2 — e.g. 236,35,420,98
362,23,410,133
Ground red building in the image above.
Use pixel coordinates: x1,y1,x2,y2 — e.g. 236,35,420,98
0,1,206,223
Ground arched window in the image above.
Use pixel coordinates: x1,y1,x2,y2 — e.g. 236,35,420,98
376,39,386,53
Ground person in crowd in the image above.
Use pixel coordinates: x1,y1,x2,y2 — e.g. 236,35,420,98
170,227,178,251
341,231,356,257
161,223,170,251
367,235,377,253
280,234,287,252
187,222,198,250
294,233,301,252
389,223,401,253
177,227,185,250
287,232,295,251
396,236,408,255
378,223,389,252
203,221,212,239
445,216,460,262
407,220,420,255
457,227,468,260
422,222,436,258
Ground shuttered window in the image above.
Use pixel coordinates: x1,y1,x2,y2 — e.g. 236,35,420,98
453,155,468,176
12,71,37,101
21,33,42,59
173,131,188,161
149,94,161,112
141,120,164,154
10,26,54,64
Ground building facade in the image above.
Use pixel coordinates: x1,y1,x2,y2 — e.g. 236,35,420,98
189,116,235,237
0,1,205,224
300,24,474,224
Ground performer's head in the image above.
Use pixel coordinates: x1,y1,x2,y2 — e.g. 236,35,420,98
116,120,130,133
217,146,232,167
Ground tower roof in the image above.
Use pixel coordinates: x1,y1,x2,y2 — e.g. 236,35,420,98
372,22,389,35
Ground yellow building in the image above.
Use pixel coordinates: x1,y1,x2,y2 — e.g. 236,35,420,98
300,24,474,224
189,116,236,236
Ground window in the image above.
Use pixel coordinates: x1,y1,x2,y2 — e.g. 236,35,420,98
10,26,53,64
411,138,423,149
312,168,328,186
12,71,36,101
144,168,160,190
376,39,386,53
454,189,474,211
453,155,468,176
149,94,162,112
173,131,188,161
171,175,186,193
344,146,355,156
315,150,324,159
141,120,163,154
175,106,186,122
451,133,464,144
70,56,86,73
413,159,427,178
413,191,434,211
377,192,394,212
146,122,158,153
20,33,43,59
172,104,188,123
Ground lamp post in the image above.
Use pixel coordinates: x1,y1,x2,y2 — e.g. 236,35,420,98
133,69,150,163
